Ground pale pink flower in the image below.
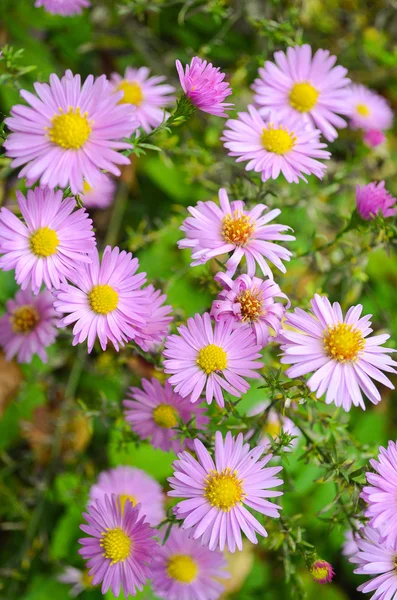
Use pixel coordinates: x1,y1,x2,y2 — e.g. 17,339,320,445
178,188,294,278
4,70,138,194
176,57,233,117
252,44,351,141
222,105,330,184
111,67,175,133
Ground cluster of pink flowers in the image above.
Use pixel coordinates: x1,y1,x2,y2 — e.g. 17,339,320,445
1,39,396,600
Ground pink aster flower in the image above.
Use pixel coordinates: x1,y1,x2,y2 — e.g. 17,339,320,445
34,0,89,15
163,312,262,407
89,466,165,526
211,272,290,347
178,188,294,278
168,431,283,552
364,129,386,148
350,525,397,599
0,187,95,294
133,285,173,352
247,401,300,451
53,245,149,353
123,378,209,453
78,494,157,598
356,181,396,221
80,173,116,210
252,45,351,142
280,294,397,411
175,57,233,117
361,441,397,546
347,84,393,132
57,567,94,597
310,560,334,584
4,70,138,195
222,105,330,184
111,67,175,133
151,526,228,600
0,288,58,363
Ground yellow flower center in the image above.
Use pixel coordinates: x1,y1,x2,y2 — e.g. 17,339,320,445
152,404,178,429
119,494,137,513
117,81,144,106
311,564,329,581
261,125,296,154
48,107,92,150
100,527,131,565
83,180,93,194
221,211,254,246
29,227,59,257
166,554,199,584
289,82,319,112
197,344,227,375
88,285,119,315
237,289,263,322
356,103,370,117
11,305,40,334
204,468,244,511
263,418,281,438
81,570,94,587
323,323,365,362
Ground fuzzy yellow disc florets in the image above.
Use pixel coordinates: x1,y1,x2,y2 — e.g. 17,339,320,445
197,344,227,375
88,285,119,315
11,305,40,334
30,227,59,257
152,404,178,429
100,527,131,564
289,82,319,112
204,468,244,511
49,107,92,150
261,125,296,154
323,323,365,362
166,554,199,583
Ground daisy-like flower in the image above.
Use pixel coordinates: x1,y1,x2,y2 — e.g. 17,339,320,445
80,173,116,210
175,57,233,117
89,465,165,526
363,129,386,148
123,378,209,453
163,312,262,407
168,431,283,552
0,289,58,363
222,105,330,184
178,188,294,278
310,560,334,584
111,67,175,133
347,84,393,132
252,44,351,142
57,567,94,597
78,494,157,598
247,401,300,451
53,245,149,353
356,181,396,221
0,187,95,294
4,70,138,195
361,441,397,546
280,294,397,411
350,525,397,599
133,285,173,352
34,0,89,15
211,272,290,347
151,526,228,600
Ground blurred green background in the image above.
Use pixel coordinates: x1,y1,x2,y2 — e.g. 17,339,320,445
0,0,396,599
